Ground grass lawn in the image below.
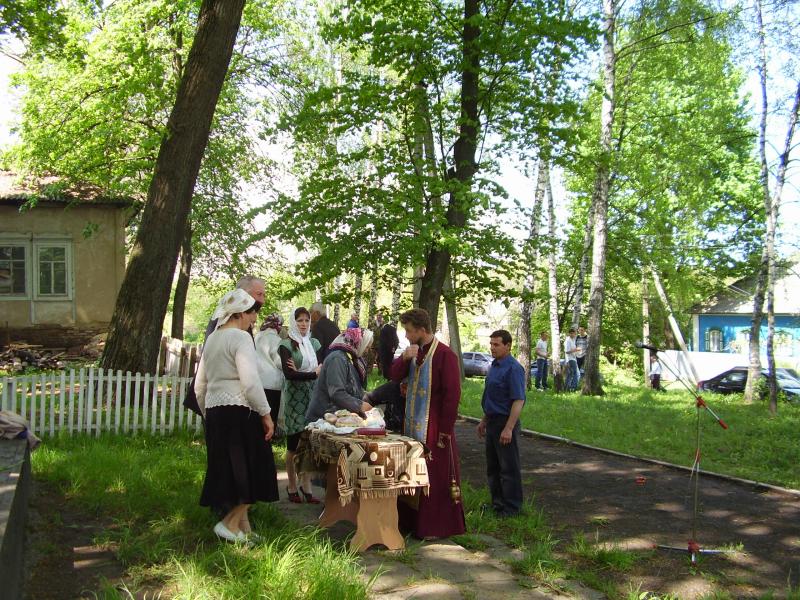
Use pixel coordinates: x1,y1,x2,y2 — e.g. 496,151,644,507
458,377,800,490
31,434,372,599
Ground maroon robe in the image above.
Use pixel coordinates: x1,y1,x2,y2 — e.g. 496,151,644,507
390,339,466,538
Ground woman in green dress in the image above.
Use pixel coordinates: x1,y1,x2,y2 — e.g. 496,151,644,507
278,306,323,503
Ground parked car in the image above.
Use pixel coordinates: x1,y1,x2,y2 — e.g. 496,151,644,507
463,352,492,377
699,367,800,400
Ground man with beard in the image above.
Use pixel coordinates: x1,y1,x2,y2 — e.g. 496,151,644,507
390,308,465,539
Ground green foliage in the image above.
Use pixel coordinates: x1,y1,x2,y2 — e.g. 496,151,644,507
265,0,596,304
0,0,67,50
6,0,289,281
557,0,763,360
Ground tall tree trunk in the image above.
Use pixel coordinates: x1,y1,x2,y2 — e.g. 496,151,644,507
101,0,245,374
571,200,595,329
412,266,424,307
518,159,547,390
443,268,464,379
417,0,480,331
391,270,402,323
333,275,341,328
766,80,800,413
641,272,650,385
546,164,563,390
367,264,379,328
745,0,771,404
353,272,364,324
171,218,192,340
582,0,616,396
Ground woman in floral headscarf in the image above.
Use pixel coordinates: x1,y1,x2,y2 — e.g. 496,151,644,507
305,327,374,423
255,313,285,432
278,307,322,503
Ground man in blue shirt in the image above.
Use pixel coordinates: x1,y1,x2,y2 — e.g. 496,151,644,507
477,329,526,517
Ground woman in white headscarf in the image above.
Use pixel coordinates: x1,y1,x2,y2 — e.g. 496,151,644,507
305,327,374,423
195,289,277,543
278,306,322,503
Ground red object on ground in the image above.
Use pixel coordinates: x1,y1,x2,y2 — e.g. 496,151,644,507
635,475,647,485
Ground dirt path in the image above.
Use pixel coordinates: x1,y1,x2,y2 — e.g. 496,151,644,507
23,480,125,600
455,418,800,598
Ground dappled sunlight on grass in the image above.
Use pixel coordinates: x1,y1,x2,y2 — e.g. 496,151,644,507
31,434,371,599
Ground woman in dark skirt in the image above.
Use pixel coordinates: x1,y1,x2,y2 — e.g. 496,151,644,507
195,288,278,543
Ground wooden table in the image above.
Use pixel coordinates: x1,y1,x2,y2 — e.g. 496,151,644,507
297,429,429,552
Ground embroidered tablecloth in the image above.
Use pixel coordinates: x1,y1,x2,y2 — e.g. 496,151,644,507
296,429,429,506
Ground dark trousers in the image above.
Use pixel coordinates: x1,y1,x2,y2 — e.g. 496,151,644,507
535,358,548,389
485,416,523,516
650,375,662,391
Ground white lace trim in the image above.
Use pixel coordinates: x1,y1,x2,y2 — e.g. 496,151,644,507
204,390,249,410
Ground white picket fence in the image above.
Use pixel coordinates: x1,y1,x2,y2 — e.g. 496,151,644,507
0,368,199,438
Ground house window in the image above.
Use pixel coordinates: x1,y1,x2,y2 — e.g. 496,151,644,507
0,238,73,301
37,245,68,296
705,328,723,352
0,245,27,296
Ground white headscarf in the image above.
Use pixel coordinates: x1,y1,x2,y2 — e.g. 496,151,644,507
212,289,256,330
288,308,319,372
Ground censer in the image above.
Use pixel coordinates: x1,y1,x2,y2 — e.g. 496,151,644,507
446,435,461,504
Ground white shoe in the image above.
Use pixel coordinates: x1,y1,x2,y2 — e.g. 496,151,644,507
214,521,247,543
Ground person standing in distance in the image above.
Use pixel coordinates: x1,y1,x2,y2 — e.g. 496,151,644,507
575,326,588,375
477,330,526,517
564,328,580,392
534,331,549,391
310,302,341,356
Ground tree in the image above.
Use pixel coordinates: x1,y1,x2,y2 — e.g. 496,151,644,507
518,160,546,390
101,0,247,374
563,0,762,384
266,0,594,332
8,0,285,338
744,0,800,410
581,0,616,396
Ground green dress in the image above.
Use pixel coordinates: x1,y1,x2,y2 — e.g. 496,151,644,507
279,337,322,436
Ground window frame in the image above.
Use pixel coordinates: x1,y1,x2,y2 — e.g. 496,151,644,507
0,235,31,300
705,327,724,352
33,240,73,301
0,236,74,302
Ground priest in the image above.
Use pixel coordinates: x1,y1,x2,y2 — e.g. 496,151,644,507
390,308,465,539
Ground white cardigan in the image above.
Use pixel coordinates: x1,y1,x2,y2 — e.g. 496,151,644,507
195,328,270,416
254,329,285,390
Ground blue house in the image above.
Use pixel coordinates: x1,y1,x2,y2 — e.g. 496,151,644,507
690,258,800,358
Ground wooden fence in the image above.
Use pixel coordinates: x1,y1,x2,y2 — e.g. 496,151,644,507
0,368,199,438
157,336,202,377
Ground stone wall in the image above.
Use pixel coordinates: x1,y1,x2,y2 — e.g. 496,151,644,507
0,439,31,600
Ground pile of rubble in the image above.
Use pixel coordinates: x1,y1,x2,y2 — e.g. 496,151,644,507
0,344,67,373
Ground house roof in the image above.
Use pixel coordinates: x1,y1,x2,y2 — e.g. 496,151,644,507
691,257,800,315
0,170,135,208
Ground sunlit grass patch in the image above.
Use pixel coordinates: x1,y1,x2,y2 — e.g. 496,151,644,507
31,433,371,599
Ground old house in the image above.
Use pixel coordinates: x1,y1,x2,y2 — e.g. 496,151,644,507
0,171,133,349
690,256,800,358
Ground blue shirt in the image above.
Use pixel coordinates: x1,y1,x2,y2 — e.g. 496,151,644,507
481,354,526,417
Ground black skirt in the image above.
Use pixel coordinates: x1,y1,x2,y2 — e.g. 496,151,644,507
200,405,279,508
